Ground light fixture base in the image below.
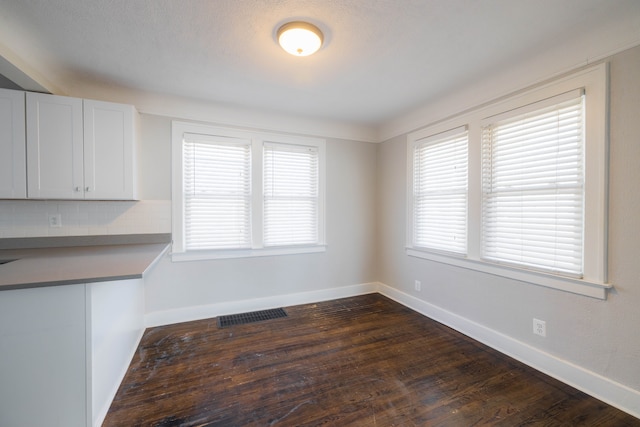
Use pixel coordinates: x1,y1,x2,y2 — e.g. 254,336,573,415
277,21,324,57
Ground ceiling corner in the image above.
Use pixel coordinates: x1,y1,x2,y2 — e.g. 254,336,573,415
0,45,60,94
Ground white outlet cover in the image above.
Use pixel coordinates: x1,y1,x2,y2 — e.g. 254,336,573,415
48,214,62,228
414,280,421,291
533,318,546,337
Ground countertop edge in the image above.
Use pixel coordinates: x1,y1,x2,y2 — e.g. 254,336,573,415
0,274,143,291
0,233,171,250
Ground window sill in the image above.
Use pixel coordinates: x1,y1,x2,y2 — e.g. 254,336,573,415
406,248,611,300
172,245,327,262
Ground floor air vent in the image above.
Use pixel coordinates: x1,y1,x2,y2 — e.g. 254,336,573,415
217,308,288,328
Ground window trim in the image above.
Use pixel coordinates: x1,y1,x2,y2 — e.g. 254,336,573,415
406,63,610,299
172,121,326,261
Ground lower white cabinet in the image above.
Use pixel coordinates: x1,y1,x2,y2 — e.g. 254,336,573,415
86,279,145,427
0,279,145,427
0,285,86,427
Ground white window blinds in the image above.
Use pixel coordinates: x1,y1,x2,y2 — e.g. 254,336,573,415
183,135,251,250
264,142,319,246
481,91,585,276
413,127,468,254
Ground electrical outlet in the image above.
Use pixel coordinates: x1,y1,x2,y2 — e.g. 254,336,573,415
414,280,421,291
48,214,62,228
533,318,546,337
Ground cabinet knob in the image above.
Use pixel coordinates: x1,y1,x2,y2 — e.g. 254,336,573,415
74,187,81,192
85,187,90,192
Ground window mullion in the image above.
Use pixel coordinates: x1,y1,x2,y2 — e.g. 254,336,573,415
252,138,264,249
466,122,483,260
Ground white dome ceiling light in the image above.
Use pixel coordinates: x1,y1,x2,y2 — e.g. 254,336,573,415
277,21,324,57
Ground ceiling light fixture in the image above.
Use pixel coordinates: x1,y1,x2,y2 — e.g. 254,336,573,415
277,21,323,57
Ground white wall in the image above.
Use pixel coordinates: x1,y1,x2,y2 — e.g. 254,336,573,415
376,45,640,396
142,114,378,321
0,199,170,238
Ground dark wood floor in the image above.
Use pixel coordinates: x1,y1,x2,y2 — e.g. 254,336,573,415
103,294,639,426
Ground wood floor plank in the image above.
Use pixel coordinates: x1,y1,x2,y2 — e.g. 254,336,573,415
103,294,639,426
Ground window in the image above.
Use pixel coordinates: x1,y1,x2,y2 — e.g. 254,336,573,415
264,142,319,247
481,91,584,277
172,122,326,260
411,126,468,254
183,135,251,250
407,64,609,299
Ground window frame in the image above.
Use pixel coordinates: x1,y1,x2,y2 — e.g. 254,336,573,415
172,121,326,261
407,63,610,299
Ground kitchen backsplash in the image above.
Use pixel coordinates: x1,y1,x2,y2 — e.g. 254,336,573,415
0,200,171,238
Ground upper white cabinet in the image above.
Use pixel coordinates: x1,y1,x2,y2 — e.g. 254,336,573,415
26,92,138,200
26,92,84,199
83,99,137,200
0,88,27,198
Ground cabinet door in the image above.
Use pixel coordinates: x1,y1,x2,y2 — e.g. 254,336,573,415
26,92,84,199
83,100,137,200
0,285,87,427
0,88,26,198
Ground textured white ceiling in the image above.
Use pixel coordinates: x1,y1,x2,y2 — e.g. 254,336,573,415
0,0,639,130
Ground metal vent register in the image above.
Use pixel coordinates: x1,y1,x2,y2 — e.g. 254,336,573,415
217,308,288,328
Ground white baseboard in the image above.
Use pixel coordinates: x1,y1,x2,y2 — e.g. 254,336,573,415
144,281,639,419
375,282,640,420
144,282,378,327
